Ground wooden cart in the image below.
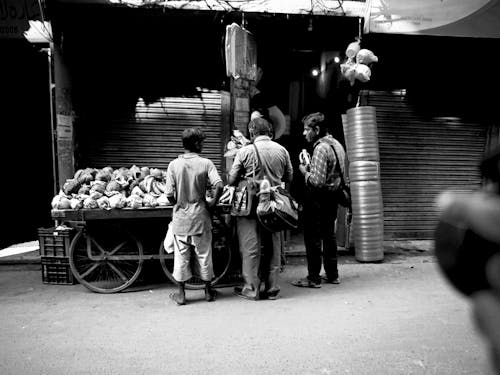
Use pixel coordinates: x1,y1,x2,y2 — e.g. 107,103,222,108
51,205,233,293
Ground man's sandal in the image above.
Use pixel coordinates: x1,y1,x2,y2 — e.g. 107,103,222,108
291,278,321,288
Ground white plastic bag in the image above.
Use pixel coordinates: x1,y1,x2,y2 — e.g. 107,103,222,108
163,222,175,254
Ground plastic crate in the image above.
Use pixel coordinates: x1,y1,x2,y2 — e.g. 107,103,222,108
41,256,76,285
38,227,74,257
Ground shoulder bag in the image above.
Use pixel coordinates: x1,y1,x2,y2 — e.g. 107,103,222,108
329,143,352,209
254,144,300,232
230,148,260,217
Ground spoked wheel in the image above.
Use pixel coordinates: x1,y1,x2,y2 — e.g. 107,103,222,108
69,223,144,293
159,214,232,290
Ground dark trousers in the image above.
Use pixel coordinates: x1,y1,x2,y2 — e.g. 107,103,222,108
303,188,339,284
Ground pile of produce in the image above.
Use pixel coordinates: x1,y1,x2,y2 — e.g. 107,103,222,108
51,165,171,210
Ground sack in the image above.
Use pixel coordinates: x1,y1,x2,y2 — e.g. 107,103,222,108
257,183,300,232
334,178,352,209
230,178,258,217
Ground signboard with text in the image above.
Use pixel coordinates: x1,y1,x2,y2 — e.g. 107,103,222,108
0,0,41,39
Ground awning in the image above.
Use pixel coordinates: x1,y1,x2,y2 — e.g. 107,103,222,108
366,0,500,38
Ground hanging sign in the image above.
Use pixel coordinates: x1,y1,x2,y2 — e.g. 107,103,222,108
0,0,41,39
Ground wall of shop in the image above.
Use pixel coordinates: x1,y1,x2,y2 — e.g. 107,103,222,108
0,40,54,248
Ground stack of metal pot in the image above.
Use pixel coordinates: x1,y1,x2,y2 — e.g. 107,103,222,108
344,106,384,262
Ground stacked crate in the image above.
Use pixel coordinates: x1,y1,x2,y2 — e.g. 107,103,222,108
38,227,76,285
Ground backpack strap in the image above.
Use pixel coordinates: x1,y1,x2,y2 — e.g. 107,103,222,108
253,143,266,179
327,142,347,186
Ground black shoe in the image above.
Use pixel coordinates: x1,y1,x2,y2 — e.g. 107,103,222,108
261,290,280,300
205,289,217,302
320,275,340,284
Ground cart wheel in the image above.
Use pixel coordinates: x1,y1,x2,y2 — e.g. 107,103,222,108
159,215,232,290
69,223,144,293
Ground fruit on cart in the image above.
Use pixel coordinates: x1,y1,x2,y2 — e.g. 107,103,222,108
95,170,112,182
131,186,145,198
129,164,141,180
63,179,82,195
90,180,107,194
150,168,163,180
83,197,98,209
157,193,170,206
52,164,172,210
127,194,143,209
143,193,158,207
89,191,103,200
106,180,122,192
97,196,111,210
78,185,91,195
143,175,156,193
140,166,150,179
70,197,83,210
51,192,71,209
109,193,126,209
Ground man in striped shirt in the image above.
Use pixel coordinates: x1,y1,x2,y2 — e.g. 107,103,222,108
292,112,346,289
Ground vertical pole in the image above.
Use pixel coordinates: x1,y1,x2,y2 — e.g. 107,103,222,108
52,41,76,189
47,43,58,196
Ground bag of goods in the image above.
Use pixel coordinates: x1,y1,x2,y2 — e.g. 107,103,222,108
83,197,98,209
109,193,126,209
340,61,357,86
51,192,71,209
97,196,111,210
356,49,378,65
256,179,300,232
345,40,361,59
354,63,371,83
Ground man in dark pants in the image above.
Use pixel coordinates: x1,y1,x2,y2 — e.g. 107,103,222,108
292,112,346,288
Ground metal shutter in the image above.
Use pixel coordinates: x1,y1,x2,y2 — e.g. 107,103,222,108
363,90,487,240
81,91,225,173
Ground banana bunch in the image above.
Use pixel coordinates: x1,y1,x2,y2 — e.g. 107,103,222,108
139,175,167,196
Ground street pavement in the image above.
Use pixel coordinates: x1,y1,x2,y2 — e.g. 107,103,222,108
0,247,495,375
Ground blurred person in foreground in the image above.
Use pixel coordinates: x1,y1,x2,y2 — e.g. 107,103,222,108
435,146,500,373
165,127,223,305
292,112,346,288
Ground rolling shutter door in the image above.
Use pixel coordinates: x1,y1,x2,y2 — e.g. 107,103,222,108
363,90,486,240
81,91,225,173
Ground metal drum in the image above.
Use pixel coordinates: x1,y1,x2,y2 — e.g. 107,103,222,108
346,106,380,162
349,161,380,182
350,175,384,262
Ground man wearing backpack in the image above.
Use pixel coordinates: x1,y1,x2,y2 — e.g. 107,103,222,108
292,112,346,288
228,117,293,300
